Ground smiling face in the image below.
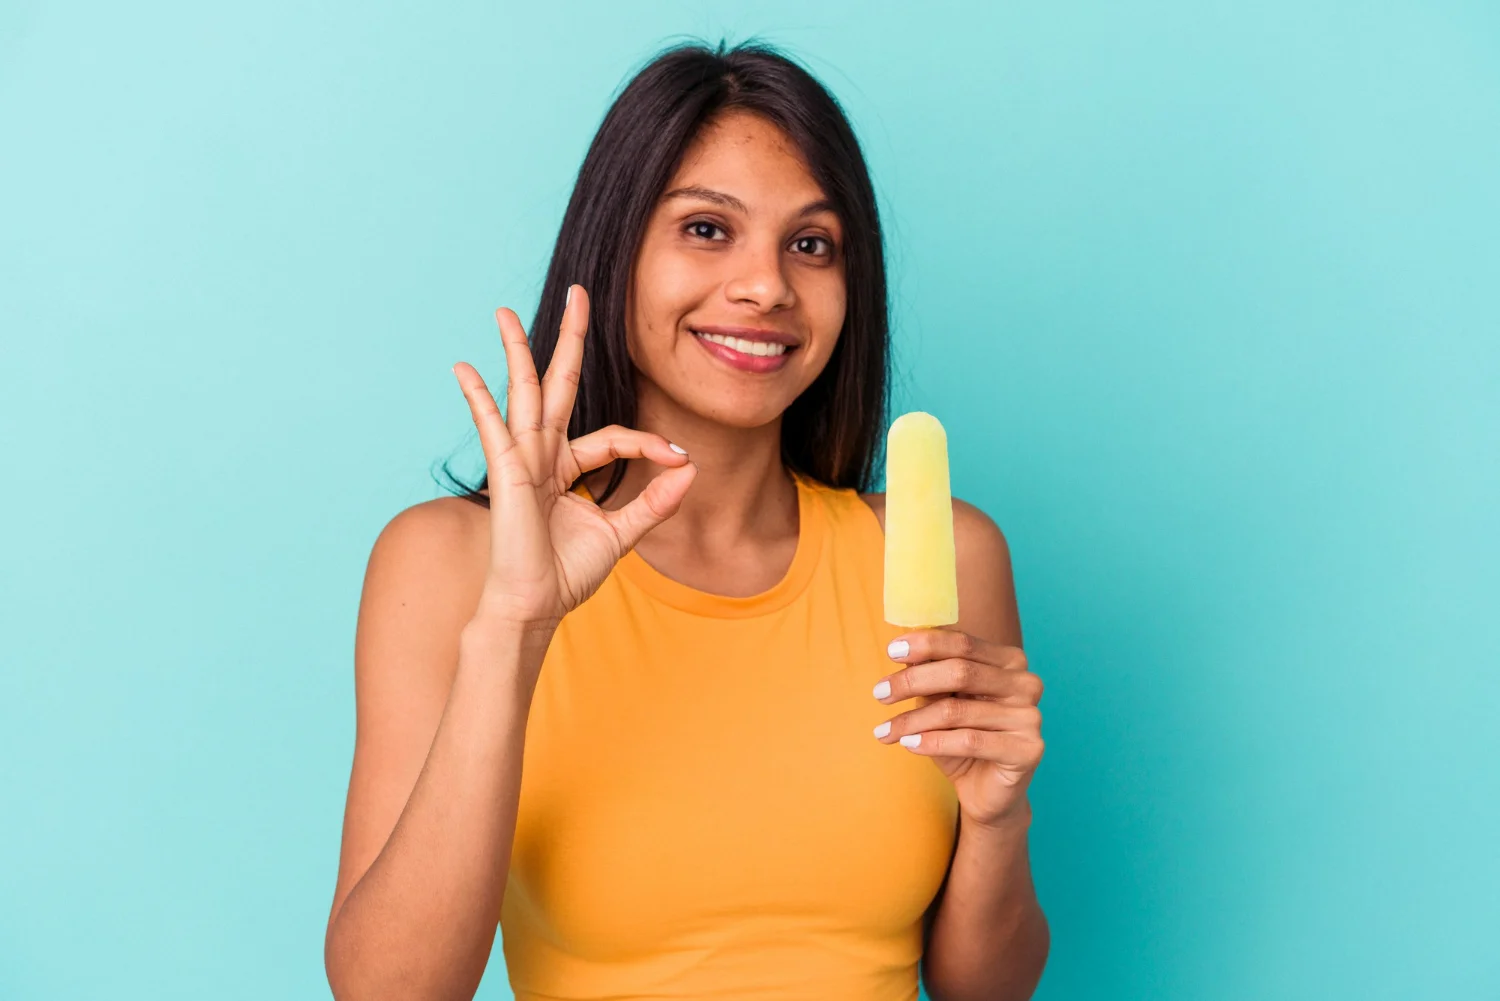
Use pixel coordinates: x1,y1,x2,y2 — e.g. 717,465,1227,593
625,108,848,429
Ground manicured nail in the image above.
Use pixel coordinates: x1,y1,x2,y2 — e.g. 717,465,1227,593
668,442,687,454
872,680,891,700
900,734,922,748
887,639,909,660
566,285,573,308
873,721,891,739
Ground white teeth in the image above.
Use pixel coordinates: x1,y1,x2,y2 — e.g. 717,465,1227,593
695,331,788,357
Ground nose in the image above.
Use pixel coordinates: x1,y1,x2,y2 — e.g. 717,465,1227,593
723,237,795,312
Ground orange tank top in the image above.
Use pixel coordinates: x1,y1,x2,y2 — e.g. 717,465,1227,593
499,470,960,1000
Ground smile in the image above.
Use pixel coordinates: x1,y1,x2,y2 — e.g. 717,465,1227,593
691,329,796,373
694,331,789,357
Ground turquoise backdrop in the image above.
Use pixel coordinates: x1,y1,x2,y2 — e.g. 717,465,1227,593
2,1,1496,998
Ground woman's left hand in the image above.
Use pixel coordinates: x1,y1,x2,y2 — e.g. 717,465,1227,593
872,628,1044,829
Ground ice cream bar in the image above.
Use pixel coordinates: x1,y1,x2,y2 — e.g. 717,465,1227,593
883,411,959,627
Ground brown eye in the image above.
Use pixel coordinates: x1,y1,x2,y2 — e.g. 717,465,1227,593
686,220,725,240
793,235,833,256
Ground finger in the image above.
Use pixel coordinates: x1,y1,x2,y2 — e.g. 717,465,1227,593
495,307,544,437
873,698,1041,746
568,425,690,476
873,657,1043,707
451,362,525,483
888,726,1044,768
888,628,1024,672
602,462,698,554
541,284,588,433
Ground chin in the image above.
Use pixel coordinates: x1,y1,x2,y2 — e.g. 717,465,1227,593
685,390,793,430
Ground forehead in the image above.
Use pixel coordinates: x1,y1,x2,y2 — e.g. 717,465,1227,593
667,109,826,202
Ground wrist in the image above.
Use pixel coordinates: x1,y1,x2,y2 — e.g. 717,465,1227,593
962,798,1033,838
459,615,557,672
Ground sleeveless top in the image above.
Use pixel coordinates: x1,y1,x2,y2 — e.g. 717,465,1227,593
499,470,960,1000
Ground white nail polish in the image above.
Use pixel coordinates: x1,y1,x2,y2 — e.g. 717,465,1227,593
873,721,891,738
872,680,891,700
566,285,573,308
900,734,922,748
887,639,909,660
668,442,687,454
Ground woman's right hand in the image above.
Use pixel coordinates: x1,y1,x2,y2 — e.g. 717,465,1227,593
451,284,697,631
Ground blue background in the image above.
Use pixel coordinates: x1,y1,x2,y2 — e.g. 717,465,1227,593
3,1,1497,998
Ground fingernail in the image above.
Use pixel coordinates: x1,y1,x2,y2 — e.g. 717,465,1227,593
872,680,891,699
887,639,909,660
668,442,687,454
566,285,573,308
900,734,922,748
873,721,891,738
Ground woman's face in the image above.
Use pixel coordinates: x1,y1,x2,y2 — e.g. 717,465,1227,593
626,108,847,429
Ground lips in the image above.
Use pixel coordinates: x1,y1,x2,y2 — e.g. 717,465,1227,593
691,329,796,373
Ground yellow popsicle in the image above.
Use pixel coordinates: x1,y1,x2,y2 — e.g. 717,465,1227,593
883,411,959,627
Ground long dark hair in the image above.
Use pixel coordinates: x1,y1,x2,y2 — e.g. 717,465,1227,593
437,38,889,507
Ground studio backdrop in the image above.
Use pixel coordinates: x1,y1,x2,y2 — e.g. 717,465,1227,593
2,1,1496,999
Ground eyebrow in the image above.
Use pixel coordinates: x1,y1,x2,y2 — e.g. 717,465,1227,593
661,185,836,219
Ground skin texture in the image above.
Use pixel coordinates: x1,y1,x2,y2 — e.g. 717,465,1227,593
581,108,848,597
325,108,1048,1000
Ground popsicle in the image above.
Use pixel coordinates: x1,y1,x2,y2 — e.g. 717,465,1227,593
883,411,960,627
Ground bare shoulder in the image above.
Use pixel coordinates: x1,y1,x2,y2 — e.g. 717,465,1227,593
950,497,1011,567
949,498,1021,648
357,495,491,679
366,495,488,591
860,491,1020,647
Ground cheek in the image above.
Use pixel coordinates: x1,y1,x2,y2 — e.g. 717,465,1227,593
631,247,713,342
641,231,723,295
802,270,848,356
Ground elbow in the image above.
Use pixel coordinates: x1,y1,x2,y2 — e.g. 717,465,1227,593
1002,905,1051,1001
324,912,483,1001
922,903,1052,1001
324,914,360,1001
323,910,395,1001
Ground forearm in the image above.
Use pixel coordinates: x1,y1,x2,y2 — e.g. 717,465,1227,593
922,802,1049,1001
326,620,552,1001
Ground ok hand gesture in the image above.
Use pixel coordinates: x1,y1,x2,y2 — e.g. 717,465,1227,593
451,285,697,630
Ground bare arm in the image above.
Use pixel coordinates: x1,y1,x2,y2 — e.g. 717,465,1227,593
861,493,1049,998
921,502,1049,1001
925,810,1048,1001
323,285,697,1000
323,503,554,1000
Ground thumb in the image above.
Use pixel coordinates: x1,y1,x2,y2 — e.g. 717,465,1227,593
604,462,698,554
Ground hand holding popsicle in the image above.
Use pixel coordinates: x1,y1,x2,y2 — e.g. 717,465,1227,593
874,412,1044,829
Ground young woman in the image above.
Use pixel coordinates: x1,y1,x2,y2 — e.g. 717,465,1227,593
325,41,1049,1001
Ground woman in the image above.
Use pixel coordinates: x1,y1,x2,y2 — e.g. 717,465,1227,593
325,40,1049,1001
